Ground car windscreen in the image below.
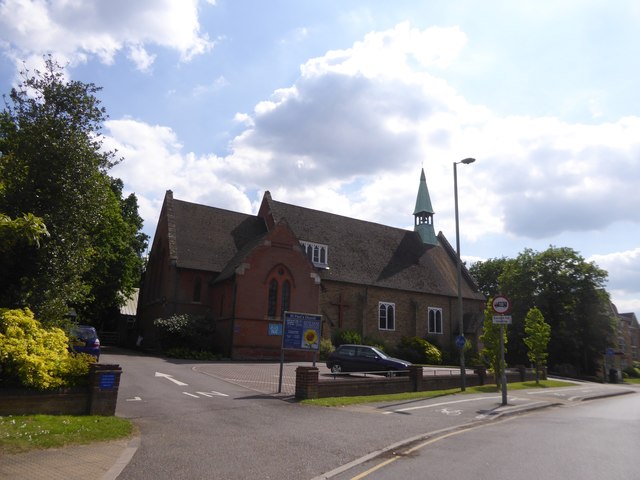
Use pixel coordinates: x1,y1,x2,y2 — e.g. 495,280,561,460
73,327,97,341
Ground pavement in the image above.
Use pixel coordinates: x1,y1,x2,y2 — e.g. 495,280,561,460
1,362,636,480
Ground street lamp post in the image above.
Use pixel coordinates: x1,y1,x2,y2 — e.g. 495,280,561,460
454,157,475,392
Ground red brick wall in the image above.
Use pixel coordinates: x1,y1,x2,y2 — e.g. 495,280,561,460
227,221,321,360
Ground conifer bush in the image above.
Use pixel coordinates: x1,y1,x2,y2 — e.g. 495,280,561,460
0,308,93,390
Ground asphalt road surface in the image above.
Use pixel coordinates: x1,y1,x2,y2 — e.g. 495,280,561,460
105,348,638,480
329,389,640,480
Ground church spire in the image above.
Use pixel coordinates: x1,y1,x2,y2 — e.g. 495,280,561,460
413,168,437,245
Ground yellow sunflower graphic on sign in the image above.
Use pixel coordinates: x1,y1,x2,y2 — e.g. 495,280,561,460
303,328,318,349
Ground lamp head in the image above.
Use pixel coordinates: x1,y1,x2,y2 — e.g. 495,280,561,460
460,157,476,165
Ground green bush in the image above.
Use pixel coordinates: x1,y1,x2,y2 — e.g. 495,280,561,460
363,337,387,352
332,329,362,346
154,314,215,350
623,366,640,378
392,336,442,365
319,338,335,360
0,308,93,390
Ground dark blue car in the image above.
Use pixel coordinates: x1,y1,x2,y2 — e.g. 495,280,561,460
70,325,101,361
326,344,410,374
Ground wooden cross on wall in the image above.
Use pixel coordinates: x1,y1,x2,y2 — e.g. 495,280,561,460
330,293,350,328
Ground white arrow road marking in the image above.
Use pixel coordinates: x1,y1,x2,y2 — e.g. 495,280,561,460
126,396,142,401
196,391,229,397
183,392,199,398
440,408,462,416
155,371,188,386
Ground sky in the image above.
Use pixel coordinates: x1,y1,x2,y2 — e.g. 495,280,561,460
0,0,638,319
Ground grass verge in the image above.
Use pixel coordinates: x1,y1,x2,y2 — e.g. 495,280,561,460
0,415,134,454
302,379,575,407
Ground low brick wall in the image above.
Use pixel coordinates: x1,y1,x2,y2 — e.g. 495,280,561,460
296,365,545,400
0,364,122,416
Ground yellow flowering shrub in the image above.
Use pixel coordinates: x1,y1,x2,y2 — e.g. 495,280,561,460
0,308,93,390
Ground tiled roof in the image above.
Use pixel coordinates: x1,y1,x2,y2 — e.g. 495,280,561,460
165,192,483,300
171,198,267,272
266,197,484,300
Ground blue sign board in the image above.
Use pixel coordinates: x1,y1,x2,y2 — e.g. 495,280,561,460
455,335,466,349
268,323,282,336
282,312,322,351
99,373,116,390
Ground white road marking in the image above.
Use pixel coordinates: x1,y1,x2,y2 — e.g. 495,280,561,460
196,391,229,397
383,395,502,414
155,371,188,386
440,408,462,416
183,391,229,398
126,396,142,401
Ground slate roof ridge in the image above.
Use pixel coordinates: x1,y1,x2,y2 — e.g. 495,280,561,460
172,196,253,218
269,197,417,234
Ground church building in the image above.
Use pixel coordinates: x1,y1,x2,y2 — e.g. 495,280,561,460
136,170,486,360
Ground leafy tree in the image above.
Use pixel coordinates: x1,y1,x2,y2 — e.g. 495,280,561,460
479,300,507,389
0,57,147,325
0,213,49,251
469,257,511,298
79,178,147,325
523,307,551,384
473,246,614,376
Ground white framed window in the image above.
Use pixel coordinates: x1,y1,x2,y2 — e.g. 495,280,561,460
428,307,443,334
379,302,395,331
300,240,329,268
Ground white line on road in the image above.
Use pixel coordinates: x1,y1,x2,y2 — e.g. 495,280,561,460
383,395,502,414
196,391,229,397
155,371,188,386
183,392,199,398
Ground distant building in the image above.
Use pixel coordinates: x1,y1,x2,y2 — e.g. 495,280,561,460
615,307,639,368
136,169,486,360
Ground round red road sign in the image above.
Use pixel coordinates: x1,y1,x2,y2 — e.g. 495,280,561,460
492,295,511,314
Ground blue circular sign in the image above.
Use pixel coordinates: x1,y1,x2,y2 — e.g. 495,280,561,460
456,335,466,349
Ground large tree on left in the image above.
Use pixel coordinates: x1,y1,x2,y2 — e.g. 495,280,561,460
0,57,147,325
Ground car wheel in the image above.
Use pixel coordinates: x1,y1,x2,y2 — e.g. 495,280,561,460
331,364,342,373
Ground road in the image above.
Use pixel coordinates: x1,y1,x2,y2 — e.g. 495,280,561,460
105,348,637,480
329,389,640,480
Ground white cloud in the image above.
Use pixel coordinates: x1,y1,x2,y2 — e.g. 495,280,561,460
0,0,214,72
104,118,252,230
224,23,640,244
127,44,156,73
192,76,229,96
93,21,638,317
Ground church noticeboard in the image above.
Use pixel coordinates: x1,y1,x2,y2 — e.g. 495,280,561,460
282,311,321,351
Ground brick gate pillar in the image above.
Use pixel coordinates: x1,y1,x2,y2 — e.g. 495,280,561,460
295,366,319,400
88,364,122,415
409,365,423,392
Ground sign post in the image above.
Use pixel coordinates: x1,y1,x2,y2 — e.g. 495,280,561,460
278,311,322,393
492,295,511,406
